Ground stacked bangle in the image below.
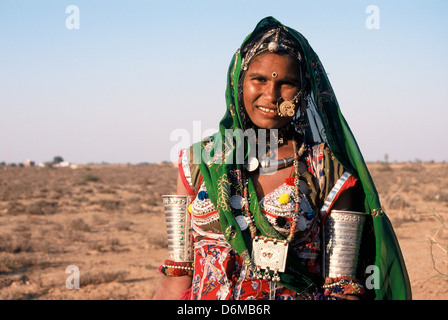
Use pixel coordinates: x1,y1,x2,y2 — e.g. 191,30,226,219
158,260,194,277
322,276,365,296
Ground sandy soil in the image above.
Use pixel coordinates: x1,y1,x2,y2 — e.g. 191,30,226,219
0,161,447,300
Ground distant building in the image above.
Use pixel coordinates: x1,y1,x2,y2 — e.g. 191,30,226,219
25,159,35,167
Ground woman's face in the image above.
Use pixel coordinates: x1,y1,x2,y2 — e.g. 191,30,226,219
242,52,302,129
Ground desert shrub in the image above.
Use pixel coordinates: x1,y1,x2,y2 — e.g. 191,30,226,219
429,209,448,283
92,214,108,225
65,230,86,242
377,162,393,171
6,201,26,215
82,174,100,183
114,220,133,231
108,238,120,251
99,200,121,211
80,270,127,287
0,234,33,253
0,254,41,271
87,241,105,252
25,201,58,215
147,234,168,248
387,195,408,210
69,218,90,232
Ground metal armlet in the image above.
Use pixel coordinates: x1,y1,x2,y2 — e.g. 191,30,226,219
162,195,193,262
322,210,367,279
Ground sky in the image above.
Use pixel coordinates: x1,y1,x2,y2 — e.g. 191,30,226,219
0,0,447,164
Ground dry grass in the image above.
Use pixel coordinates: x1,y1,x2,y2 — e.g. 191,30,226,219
0,161,447,299
0,163,176,300
428,209,448,285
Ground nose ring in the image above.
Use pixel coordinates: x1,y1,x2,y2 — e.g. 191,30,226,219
276,99,296,117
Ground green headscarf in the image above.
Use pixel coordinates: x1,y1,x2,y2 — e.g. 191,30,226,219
193,16,411,300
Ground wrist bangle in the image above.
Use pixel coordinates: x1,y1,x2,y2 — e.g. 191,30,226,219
158,260,194,277
322,276,365,296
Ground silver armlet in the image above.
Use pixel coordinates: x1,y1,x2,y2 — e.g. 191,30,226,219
162,195,193,262
322,210,367,279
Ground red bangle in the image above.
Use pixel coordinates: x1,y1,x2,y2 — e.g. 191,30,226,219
158,260,193,277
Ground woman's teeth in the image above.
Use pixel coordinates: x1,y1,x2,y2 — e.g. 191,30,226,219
257,106,276,113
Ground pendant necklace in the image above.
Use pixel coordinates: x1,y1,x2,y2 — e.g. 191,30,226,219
239,139,308,281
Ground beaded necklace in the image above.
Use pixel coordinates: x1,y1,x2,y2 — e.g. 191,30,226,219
240,138,307,281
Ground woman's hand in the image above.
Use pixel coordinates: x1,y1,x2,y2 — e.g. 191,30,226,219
330,293,361,300
153,275,192,300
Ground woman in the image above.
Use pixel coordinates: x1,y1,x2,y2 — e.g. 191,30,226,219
154,17,411,300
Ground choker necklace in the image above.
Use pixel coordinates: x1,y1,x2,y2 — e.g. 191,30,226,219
259,155,294,170
244,155,294,172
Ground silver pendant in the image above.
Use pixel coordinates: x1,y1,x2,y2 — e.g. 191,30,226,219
230,194,243,209
235,215,248,231
297,215,307,231
244,157,259,172
252,237,288,274
300,197,311,212
299,180,309,194
297,162,308,174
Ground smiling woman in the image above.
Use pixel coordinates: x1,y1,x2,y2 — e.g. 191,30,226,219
153,16,412,301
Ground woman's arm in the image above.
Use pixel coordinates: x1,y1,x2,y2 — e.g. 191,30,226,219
331,181,364,212
152,171,193,300
325,182,365,300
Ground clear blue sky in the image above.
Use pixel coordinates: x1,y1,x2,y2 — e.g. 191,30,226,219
1,0,447,164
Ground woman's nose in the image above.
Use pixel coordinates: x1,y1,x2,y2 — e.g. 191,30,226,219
263,82,281,104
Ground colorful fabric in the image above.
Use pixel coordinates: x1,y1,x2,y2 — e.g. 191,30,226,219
191,238,314,300
182,143,358,299
189,16,411,299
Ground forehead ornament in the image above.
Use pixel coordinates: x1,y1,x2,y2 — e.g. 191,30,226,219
268,41,280,53
272,72,278,78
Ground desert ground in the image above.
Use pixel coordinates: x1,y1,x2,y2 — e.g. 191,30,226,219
0,161,447,300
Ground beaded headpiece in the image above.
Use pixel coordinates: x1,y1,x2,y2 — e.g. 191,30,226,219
240,27,304,72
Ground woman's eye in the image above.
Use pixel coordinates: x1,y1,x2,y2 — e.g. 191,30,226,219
253,77,267,83
282,81,299,89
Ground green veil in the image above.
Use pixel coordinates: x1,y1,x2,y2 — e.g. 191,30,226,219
193,16,411,300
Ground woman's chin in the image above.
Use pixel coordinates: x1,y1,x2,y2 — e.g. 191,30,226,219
252,119,291,130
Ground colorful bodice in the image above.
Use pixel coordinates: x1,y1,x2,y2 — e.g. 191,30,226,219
189,179,317,241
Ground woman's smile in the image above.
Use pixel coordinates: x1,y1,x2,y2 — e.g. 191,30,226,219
256,105,277,116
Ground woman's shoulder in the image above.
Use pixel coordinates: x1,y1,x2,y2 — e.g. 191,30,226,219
178,134,217,195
